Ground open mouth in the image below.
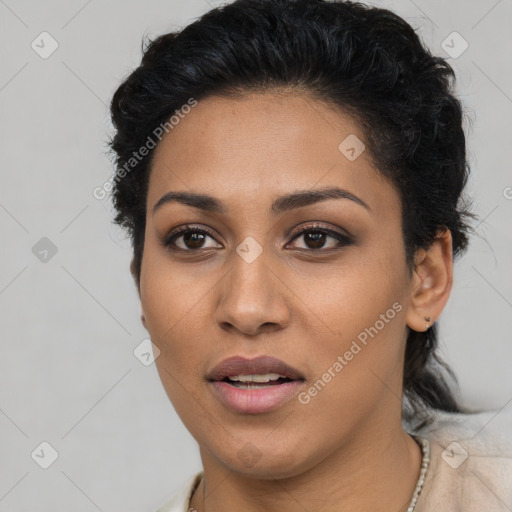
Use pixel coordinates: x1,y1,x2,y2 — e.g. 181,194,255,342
207,355,306,413
223,373,295,389
208,358,306,414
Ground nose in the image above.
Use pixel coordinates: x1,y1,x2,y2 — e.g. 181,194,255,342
215,250,291,337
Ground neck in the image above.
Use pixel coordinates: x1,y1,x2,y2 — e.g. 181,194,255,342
190,420,422,512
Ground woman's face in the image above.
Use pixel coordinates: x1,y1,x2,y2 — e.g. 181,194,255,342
140,91,414,478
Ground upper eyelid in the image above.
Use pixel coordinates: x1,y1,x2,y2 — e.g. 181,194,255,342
289,222,353,240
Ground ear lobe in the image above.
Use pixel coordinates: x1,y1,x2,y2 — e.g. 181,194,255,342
130,258,137,281
139,303,147,328
406,229,454,332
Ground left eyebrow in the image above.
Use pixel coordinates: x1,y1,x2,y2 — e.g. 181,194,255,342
271,187,371,214
152,186,371,215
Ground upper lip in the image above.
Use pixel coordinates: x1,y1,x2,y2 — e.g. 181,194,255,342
207,356,305,381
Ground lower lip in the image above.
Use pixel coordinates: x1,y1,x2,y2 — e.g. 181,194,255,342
209,380,305,414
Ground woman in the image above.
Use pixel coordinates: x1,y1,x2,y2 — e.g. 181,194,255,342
107,0,512,510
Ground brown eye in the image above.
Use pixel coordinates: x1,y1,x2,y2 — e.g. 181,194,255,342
287,225,353,252
163,225,221,251
303,231,328,249
181,232,207,249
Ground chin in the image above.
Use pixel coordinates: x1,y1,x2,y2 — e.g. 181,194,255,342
214,441,315,480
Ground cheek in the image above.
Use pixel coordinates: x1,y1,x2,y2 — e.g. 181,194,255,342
140,256,215,432
140,248,196,364
139,242,230,395
290,246,407,341
140,238,208,331
295,253,409,409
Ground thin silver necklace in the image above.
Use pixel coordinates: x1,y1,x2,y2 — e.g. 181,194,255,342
407,436,431,512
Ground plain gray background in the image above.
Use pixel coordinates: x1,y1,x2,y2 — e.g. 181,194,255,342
0,0,511,510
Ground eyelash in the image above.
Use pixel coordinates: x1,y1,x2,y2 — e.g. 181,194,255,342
162,223,354,254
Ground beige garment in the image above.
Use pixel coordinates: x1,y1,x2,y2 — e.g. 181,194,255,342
156,409,512,512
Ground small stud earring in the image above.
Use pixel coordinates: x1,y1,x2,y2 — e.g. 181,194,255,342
425,316,431,330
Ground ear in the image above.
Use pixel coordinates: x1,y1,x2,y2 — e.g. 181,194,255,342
130,258,146,328
406,229,453,332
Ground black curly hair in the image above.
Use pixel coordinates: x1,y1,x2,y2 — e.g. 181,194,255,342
107,0,475,429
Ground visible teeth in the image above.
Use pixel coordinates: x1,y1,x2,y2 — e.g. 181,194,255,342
229,373,286,383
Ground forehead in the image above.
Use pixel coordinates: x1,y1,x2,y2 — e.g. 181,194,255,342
147,91,398,217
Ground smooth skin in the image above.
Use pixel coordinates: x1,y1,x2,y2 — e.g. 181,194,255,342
132,91,453,512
